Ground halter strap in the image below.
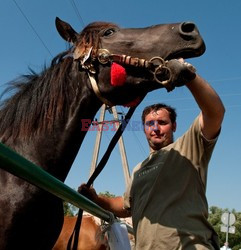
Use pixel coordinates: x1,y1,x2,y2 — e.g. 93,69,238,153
79,48,173,106
96,49,173,90
97,49,152,69
88,72,114,107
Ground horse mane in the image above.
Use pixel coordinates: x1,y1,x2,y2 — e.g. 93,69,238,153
0,51,78,140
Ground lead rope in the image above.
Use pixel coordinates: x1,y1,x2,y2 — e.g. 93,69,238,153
67,95,145,250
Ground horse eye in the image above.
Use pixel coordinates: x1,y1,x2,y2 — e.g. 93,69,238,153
103,28,115,37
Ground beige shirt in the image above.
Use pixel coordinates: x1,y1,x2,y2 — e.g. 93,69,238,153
124,117,220,250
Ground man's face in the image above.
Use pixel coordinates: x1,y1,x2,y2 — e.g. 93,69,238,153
144,108,176,151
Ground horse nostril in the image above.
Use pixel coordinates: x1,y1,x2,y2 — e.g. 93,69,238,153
179,22,197,40
181,22,196,33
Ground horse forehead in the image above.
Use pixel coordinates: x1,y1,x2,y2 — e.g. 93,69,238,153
79,22,171,38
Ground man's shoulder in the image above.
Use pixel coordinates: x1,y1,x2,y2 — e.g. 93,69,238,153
132,162,142,173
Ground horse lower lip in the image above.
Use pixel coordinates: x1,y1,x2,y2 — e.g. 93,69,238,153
166,47,205,60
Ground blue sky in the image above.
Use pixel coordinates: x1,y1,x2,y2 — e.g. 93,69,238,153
1,1,241,212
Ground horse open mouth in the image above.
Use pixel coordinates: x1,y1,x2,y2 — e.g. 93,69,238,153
166,43,206,60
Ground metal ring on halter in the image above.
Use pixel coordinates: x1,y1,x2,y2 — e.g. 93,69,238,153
153,65,172,85
149,56,166,74
97,49,111,64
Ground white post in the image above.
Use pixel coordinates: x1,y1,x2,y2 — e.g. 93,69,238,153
89,104,106,178
111,106,131,188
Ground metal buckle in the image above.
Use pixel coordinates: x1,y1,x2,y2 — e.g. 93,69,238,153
97,49,111,64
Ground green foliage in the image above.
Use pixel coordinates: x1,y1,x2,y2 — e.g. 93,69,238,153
98,190,116,198
63,201,77,216
208,206,241,250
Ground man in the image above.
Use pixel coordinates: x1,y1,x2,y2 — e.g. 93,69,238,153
80,59,225,249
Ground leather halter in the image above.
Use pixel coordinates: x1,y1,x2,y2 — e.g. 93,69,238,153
87,72,114,107
96,49,173,87
75,47,173,106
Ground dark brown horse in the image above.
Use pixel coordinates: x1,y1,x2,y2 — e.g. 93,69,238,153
0,17,205,249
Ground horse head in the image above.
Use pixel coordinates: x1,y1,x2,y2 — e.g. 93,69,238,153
56,17,205,107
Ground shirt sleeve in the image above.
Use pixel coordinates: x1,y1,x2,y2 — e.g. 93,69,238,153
174,115,219,189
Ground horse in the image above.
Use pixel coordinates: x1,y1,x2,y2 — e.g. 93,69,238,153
53,214,134,250
0,17,205,249
53,214,109,250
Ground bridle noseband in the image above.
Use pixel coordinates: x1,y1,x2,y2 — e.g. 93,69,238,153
75,47,173,106
97,48,173,87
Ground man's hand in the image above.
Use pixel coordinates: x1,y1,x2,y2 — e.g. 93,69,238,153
79,184,131,217
164,58,196,91
78,184,98,202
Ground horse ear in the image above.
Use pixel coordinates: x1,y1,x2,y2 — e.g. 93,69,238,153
55,17,78,44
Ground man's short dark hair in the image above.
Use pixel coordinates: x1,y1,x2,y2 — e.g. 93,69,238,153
141,103,177,125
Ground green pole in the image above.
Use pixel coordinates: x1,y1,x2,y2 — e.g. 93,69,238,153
0,142,111,221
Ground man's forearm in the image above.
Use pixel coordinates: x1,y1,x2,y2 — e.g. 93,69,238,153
186,74,225,139
96,195,131,218
186,75,225,117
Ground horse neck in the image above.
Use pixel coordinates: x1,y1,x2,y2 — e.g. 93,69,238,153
50,89,101,181
40,70,105,180
1,62,103,181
